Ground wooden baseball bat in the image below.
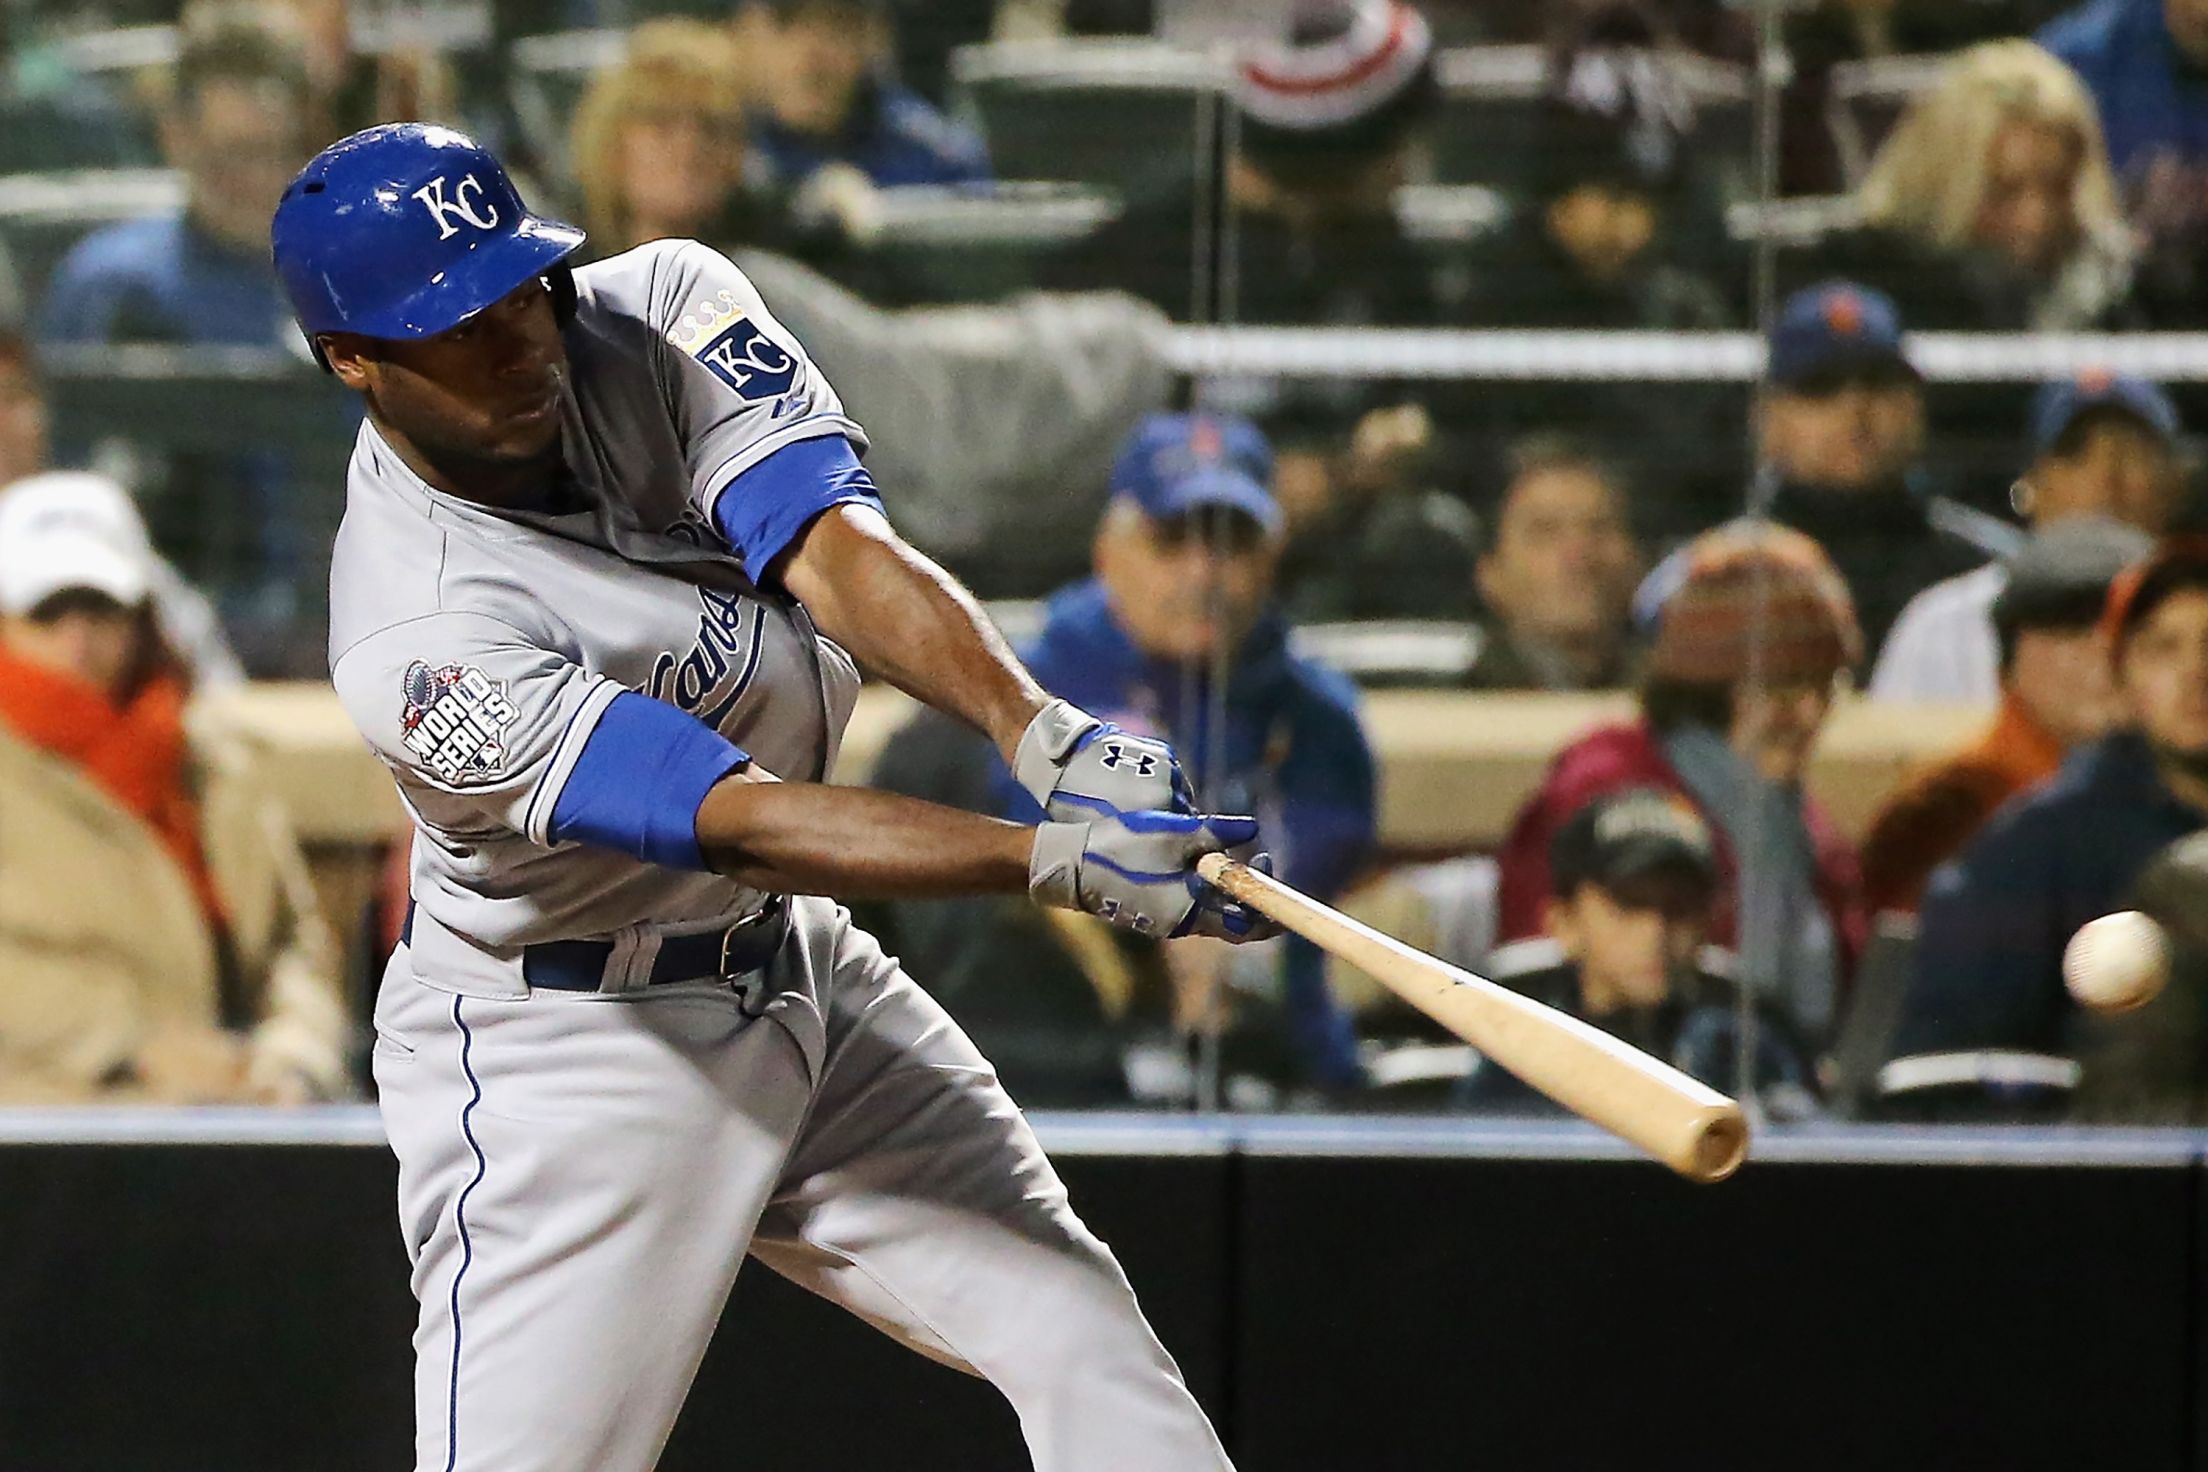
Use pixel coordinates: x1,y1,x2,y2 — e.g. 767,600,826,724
1197,855,1749,1183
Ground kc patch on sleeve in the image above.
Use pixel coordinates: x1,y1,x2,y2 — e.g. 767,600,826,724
400,660,519,785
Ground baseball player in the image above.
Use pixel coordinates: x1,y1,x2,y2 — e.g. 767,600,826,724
272,124,1265,1472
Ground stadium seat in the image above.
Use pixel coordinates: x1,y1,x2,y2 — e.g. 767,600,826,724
949,39,1224,197
861,181,1120,303
506,27,625,183
1826,53,1951,189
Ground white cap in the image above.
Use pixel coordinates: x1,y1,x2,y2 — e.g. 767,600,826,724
0,470,154,616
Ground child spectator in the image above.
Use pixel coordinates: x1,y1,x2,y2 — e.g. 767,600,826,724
1900,539,2208,1059
1860,517,2151,914
1465,437,1643,690
735,0,991,190
0,476,347,1104
1498,526,1867,1046
1873,372,2183,702
1469,789,1814,1110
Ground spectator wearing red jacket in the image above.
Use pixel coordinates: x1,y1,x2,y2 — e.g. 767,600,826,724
1496,526,1868,1046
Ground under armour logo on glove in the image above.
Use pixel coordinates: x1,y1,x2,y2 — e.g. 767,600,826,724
1099,741,1158,777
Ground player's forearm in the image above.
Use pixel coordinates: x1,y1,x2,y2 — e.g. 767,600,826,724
694,776,1034,897
779,505,1046,758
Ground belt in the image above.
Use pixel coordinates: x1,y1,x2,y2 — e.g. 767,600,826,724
400,899,789,993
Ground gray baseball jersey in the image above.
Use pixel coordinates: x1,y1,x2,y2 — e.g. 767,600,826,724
345,236,1233,1472
330,239,866,990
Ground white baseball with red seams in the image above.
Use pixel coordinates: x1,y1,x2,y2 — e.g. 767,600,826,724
2062,910,2172,1013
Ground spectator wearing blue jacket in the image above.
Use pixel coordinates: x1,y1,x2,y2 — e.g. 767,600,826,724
36,16,325,675
2042,0,2208,321
1900,539,2208,1058
39,19,310,351
736,0,991,191
867,412,1376,1103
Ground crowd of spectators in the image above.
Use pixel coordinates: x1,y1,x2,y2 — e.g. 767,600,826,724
0,0,2205,1121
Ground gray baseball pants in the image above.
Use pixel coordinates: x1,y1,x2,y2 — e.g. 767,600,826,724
371,895,1233,1472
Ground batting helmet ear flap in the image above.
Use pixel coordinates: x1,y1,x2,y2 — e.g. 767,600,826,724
549,261,578,326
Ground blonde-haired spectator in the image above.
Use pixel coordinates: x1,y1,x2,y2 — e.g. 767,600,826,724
1795,40,2136,330
570,20,758,255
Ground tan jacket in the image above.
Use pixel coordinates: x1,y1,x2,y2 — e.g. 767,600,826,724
0,713,350,1103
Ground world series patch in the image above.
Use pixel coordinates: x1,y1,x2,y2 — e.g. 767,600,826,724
400,661,518,785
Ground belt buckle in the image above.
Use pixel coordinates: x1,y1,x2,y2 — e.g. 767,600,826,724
716,900,780,981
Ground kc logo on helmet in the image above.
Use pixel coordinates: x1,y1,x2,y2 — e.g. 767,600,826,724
412,173,501,241
695,318,798,400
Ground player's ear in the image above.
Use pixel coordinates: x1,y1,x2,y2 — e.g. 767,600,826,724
320,333,376,392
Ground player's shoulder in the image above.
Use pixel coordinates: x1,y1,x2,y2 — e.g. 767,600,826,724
573,238,767,334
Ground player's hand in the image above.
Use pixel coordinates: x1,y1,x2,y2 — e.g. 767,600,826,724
1028,810,1282,944
1013,699,1194,822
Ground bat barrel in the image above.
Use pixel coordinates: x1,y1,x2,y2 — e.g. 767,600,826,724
1198,854,1751,1183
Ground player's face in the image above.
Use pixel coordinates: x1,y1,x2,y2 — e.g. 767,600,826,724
2120,588,2208,761
1475,465,1640,648
329,278,569,481
1758,374,1925,492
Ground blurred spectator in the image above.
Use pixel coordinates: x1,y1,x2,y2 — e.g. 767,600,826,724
1754,281,2013,649
734,0,991,190
39,15,312,348
2042,0,2208,324
1498,527,1867,1045
571,21,791,256
1860,517,2151,914
1467,789,1813,1109
185,0,458,147
870,412,1376,1103
1899,539,2208,1060
0,476,347,1104
571,23,1174,585
1465,436,1642,690
1,471,244,692
0,334,48,491
1874,373,2183,701
1273,402,1482,623
1459,44,1732,329
1781,0,2081,193
1047,0,1445,325
1801,41,2134,331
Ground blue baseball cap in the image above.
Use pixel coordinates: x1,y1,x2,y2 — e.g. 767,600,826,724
2028,371,2181,459
1766,281,1916,390
1111,413,1281,534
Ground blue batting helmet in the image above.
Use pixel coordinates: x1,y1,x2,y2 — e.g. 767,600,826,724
270,122,584,353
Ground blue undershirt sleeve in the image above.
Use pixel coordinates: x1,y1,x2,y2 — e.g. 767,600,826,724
710,433,884,579
546,692,750,871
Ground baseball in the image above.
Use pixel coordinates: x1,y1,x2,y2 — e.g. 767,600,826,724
2063,911,2172,1013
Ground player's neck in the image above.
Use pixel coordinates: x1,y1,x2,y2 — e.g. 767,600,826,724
373,413,562,510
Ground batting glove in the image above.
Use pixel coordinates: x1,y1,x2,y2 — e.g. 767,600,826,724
1013,699,1194,822
1029,810,1281,944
